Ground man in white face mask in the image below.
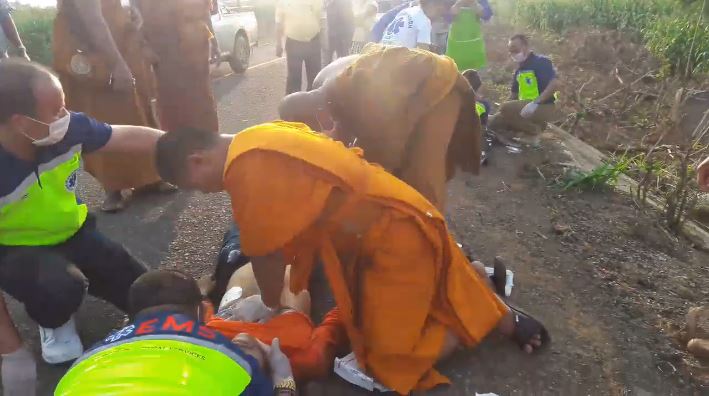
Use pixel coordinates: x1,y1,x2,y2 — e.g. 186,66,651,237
488,33,561,143
0,60,165,369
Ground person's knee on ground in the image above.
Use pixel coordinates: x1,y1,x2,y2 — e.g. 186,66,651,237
0,249,86,329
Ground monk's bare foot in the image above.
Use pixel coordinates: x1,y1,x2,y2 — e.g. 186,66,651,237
101,190,127,213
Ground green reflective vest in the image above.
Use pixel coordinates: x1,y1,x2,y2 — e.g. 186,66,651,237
475,102,486,117
0,146,87,246
517,70,540,101
55,339,252,395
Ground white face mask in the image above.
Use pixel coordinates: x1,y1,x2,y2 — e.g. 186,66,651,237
511,51,527,63
23,109,71,147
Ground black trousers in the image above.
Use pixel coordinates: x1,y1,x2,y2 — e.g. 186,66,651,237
0,215,148,328
285,35,322,94
325,32,352,64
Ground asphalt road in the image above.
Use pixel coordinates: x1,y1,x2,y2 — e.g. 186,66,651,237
7,43,290,395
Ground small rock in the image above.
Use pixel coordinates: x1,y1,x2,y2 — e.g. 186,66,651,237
553,223,571,235
687,306,709,340
687,338,709,360
637,277,656,290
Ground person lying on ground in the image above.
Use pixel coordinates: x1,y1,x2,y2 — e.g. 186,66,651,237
698,156,709,192
487,33,562,142
279,44,482,211
55,270,294,395
0,294,36,396
203,256,348,382
0,60,167,365
200,225,348,383
155,122,550,395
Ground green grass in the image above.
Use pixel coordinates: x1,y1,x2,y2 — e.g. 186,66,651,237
12,5,55,66
513,0,709,77
563,155,633,191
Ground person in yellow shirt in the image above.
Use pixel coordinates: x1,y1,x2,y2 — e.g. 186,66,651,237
275,0,324,94
155,122,550,395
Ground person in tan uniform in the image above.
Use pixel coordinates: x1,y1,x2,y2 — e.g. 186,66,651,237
53,0,171,212
134,0,219,133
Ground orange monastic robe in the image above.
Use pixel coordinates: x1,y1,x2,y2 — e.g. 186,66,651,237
223,122,507,394
136,0,219,133
53,0,160,190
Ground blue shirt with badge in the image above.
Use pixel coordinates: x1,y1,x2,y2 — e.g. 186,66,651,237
0,112,112,246
511,52,557,104
63,311,273,396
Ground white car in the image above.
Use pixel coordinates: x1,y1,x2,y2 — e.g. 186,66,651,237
211,0,259,73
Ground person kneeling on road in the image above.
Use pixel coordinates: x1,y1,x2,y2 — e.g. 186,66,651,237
55,270,292,395
0,60,164,365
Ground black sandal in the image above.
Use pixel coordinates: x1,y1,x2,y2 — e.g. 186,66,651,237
509,304,551,351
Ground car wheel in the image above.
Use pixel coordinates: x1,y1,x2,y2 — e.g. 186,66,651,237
229,33,250,74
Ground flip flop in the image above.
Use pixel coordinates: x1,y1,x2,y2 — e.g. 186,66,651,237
509,304,551,351
491,256,508,297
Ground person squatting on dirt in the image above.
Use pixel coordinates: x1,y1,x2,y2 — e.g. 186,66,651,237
487,33,562,142
154,121,550,394
55,270,294,395
278,44,482,212
0,60,168,371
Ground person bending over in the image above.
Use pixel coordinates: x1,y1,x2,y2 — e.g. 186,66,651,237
155,122,550,395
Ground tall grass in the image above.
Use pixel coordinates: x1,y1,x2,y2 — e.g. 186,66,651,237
514,0,709,77
12,5,55,66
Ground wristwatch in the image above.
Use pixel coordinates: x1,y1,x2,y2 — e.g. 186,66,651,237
274,376,297,392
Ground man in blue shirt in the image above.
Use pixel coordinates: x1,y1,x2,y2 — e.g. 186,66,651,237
0,60,164,368
488,34,561,141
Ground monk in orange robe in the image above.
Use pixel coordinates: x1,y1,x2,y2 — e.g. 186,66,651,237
133,0,219,133
155,123,548,394
53,0,167,210
279,44,481,211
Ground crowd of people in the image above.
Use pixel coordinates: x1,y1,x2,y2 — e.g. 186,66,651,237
1,0,709,395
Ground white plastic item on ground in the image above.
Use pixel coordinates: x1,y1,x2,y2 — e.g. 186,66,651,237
484,267,515,297
334,352,391,392
219,286,243,310
476,393,500,396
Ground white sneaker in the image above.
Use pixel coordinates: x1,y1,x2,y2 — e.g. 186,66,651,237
39,317,84,364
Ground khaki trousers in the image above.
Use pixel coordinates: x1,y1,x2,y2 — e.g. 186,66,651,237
488,100,561,135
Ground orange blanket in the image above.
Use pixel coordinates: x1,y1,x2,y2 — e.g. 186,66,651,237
223,122,506,394
207,309,346,382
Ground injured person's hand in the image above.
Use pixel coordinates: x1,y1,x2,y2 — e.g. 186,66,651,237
217,295,272,323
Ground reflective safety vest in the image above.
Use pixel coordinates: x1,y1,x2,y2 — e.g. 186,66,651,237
0,145,87,246
517,70,540,101
475,102,486,117
55,313,256,395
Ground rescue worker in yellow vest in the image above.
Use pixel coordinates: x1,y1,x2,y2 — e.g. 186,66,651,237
488,34,560,142
0,61,163,366
55,270,293,396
